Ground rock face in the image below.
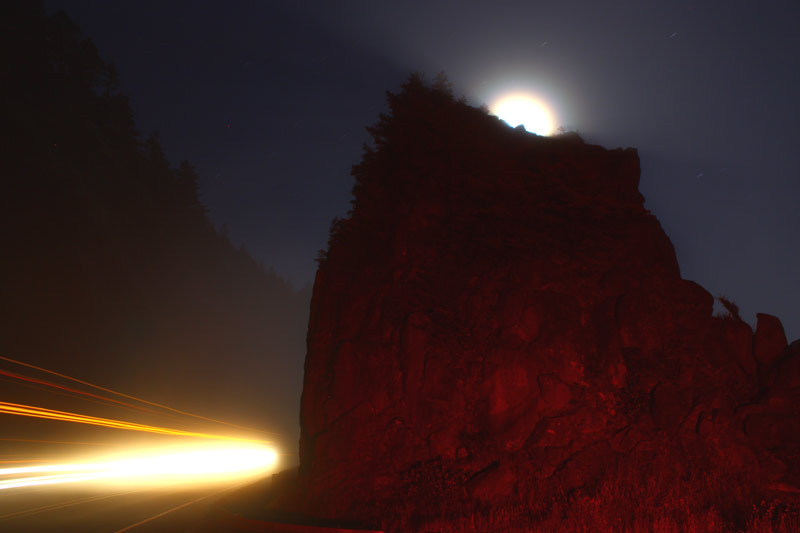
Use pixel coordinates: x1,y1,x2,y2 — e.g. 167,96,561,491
292,77,800,531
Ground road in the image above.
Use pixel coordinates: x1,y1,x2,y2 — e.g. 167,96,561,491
0,482,250,532
0,474,383,532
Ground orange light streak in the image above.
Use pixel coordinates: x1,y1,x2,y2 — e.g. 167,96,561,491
0,438,107,446
0,460,58,464
0,402,269,443
0,355,273,435
0,369,162,416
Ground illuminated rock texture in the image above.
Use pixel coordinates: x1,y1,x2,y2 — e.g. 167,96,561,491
292,77,800,531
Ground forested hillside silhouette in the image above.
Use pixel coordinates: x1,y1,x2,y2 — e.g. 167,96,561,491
0,2,309,448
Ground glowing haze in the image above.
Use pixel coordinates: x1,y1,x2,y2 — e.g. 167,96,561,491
490,92,558,135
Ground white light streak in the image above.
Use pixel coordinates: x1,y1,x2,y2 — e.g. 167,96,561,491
0,444,278,491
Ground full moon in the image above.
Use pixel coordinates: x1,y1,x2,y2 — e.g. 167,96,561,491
490,93,557,136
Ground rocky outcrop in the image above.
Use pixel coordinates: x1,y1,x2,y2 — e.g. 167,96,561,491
290,77,800,531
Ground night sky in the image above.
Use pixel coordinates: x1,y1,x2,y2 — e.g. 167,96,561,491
42,0,799,342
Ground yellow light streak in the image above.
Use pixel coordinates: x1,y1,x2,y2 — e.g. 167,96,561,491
0,444,278,491
0,401,269,443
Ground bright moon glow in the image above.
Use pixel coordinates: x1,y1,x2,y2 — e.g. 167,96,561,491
491,93,557,135
0,444,279,490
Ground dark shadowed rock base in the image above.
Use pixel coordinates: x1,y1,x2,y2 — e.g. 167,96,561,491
279,77,800,531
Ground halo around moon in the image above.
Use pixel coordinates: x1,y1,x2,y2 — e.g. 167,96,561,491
490,93,558,136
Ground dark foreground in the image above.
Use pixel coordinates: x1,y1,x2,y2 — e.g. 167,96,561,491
0,475,381,533
0,483,242,532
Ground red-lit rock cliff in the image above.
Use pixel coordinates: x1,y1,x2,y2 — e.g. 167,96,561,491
291,77,800,531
